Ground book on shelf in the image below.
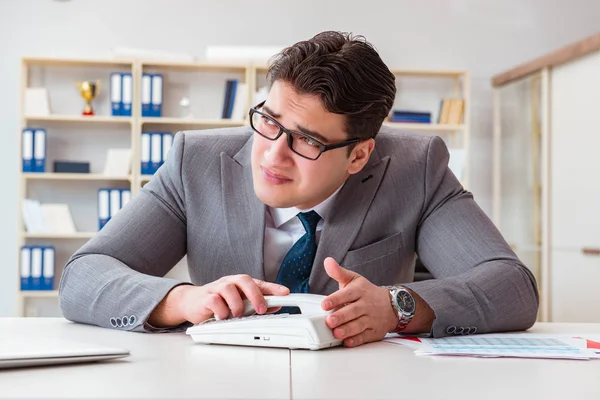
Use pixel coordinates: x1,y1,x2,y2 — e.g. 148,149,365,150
438,98,465,124
22,199,77,234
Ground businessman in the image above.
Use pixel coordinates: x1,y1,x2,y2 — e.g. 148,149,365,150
59,31,539,347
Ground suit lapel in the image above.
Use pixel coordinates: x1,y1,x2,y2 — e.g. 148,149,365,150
309,152,391,293
221,138,266,280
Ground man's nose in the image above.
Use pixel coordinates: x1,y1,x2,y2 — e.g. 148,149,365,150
265,133,291,161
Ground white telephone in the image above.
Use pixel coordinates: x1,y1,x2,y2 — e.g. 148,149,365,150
186,294,343,350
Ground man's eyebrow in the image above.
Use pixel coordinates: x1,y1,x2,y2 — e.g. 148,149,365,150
262,105,281,119
294,124,329,143
261,104,329,143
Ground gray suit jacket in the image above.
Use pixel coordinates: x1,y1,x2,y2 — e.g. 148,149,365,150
59,126,539,337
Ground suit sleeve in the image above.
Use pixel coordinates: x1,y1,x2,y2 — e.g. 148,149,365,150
59,132,192,333
401,136,539,337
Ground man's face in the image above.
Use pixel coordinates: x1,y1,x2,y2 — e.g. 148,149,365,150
251,81,373,210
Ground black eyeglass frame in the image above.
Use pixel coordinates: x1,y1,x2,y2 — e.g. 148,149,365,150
248,101,361,160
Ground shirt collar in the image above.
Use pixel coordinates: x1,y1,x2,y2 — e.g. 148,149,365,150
269,185,343,229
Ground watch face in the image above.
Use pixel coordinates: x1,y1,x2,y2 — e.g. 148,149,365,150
396,290,416,314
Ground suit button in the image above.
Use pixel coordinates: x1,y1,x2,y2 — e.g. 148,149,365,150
455,326,464,335
129,315,136,325
110,318,117,328
446,326,456,335
116,317,122,327
469,326,477,335
123,316,129,326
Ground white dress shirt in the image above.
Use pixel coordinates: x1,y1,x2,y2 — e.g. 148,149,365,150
263,186,342,283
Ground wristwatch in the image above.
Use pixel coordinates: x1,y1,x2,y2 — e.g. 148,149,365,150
386,286,416,332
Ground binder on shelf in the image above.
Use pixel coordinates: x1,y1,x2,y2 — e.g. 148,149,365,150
230,82,248,121
150,74,163,117
98,189,110,230
162,132,174,166
121,189,131,209
221,79,239,119
150,132,162,174
42,246,55,291
30,247,43,291
141,73,152,117
141,132,151,175
121,73,133,117
110,72,122,116
33,128,46,173
109,188,121,219
20,247,31,291
22,128,34,173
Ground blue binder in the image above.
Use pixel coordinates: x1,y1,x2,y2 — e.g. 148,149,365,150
150,74,163,117
20,246,31,291
121,73,133,117
161,132,174,167
42,246,55,290
22,129,34,172
30,247,43,291
141,132,151,175
110,72,123,116
98,188,110,230
33,129,46,173
150,132,162,174
141,73,152,117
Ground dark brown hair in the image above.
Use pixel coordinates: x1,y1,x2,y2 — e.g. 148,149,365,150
267,31,396,142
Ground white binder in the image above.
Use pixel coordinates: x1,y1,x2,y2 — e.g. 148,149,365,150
98,189,110,229
121,189,131,208
162,133,174,164
151,74,163,117
42,247,55,291
141,132,151,175
150,132,162,173
121,73,133,116
141,74,152,117
30,247,43,291
33,129,46,173
109,189,121,218
22,129,34,172
20,247,31,290
110,73,122,116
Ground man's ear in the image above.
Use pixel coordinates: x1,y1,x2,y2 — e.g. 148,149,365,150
348,139,375,175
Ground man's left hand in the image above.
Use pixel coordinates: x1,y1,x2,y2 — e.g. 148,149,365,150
321,257,399,348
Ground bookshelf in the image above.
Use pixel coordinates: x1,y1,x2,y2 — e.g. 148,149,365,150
16,58,470,317
16,58,253,316
388,69,470,187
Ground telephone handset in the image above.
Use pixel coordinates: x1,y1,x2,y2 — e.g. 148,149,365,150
186,294,343,350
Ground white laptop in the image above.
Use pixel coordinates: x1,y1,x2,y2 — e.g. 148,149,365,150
0,335,130,369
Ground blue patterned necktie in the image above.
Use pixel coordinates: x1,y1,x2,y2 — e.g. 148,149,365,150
275,210,321,295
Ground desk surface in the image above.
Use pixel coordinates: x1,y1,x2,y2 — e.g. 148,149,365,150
2,319,600,399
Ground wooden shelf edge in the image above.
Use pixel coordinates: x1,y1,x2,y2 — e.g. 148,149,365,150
22,173,132,181
24,115,132,123
383,122,465,132
22,232,97,239
22,57,134,67
141,117,246,126
20,290,59,298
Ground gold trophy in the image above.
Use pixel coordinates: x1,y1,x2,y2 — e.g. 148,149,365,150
76,80,100,116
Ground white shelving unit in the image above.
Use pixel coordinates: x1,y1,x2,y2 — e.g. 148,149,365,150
492,32,600,323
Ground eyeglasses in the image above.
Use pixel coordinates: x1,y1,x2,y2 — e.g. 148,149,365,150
248,101,361,160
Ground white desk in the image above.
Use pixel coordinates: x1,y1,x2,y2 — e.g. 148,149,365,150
0,318,290,399
2,319,600,399
292,323,600,400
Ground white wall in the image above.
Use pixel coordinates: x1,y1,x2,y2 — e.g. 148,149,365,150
1,0,600,316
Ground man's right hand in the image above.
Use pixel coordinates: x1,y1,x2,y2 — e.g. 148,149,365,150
147,275,290,328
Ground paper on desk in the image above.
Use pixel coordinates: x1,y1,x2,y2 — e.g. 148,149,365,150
384,333,600,360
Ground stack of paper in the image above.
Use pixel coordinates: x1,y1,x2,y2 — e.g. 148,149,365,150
384,333,600,360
